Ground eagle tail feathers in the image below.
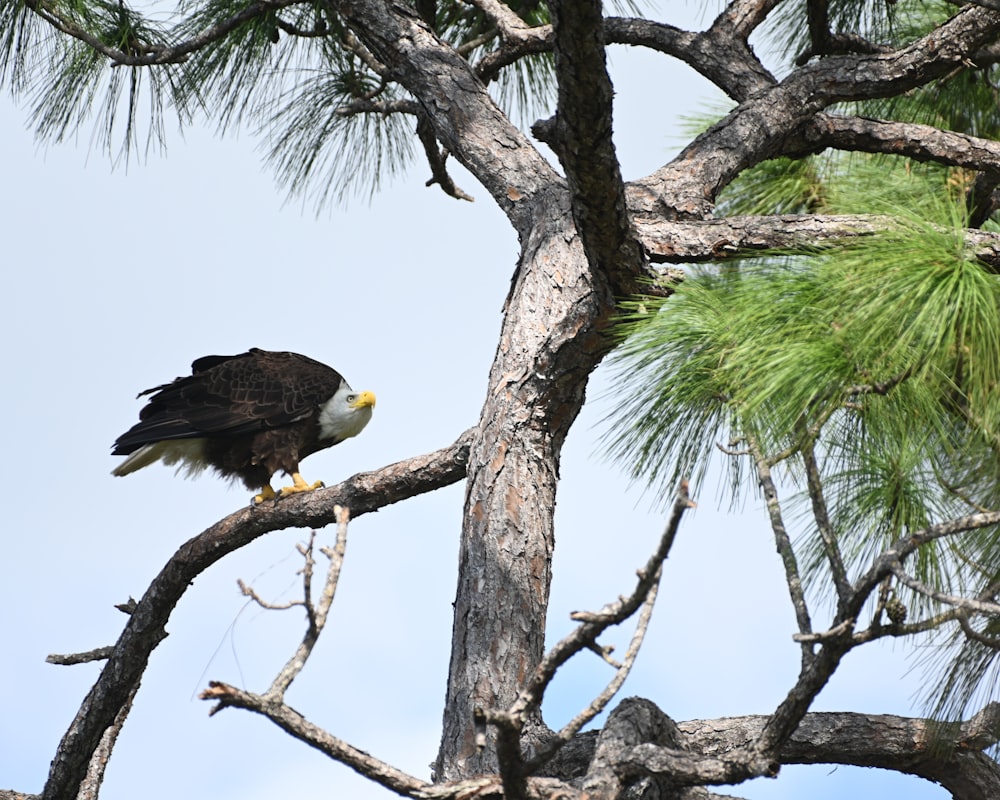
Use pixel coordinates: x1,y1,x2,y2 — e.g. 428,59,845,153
111,440,210,479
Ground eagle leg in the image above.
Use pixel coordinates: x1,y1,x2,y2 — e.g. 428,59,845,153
253,484,278,504
277,472,325,498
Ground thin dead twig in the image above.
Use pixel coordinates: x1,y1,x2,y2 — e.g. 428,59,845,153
477,483,695,780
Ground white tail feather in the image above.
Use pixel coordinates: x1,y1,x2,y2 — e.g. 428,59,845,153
112,440,209,478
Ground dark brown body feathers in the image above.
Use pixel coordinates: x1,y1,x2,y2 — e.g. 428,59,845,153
112,349,348,489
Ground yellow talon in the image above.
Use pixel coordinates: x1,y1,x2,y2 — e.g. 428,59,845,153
277,472,325,497
253,484,277,504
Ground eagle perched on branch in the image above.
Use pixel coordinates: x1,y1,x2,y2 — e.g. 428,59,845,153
112,349,376,503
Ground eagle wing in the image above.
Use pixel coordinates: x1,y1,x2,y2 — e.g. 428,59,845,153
111,349,346,455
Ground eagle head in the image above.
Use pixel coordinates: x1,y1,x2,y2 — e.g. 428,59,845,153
319,384,376,443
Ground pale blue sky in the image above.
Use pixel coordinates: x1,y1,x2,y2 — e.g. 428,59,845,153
1,7,951,799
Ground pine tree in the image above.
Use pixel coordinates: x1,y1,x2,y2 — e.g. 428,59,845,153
5,2,1000,799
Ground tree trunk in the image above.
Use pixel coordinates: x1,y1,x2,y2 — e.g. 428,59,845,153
435,195,616,779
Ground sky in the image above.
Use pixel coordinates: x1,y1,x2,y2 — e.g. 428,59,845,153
0,5,957,800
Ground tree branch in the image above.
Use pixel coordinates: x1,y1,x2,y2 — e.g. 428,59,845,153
25,0,310,66
746,436,814,656
630,213,1000,270
40,430,473,800
265,508,351,699
679,707,1000,800
518,484,695,772
604,12,774,103
629,5,1000,217
200,682,432,798
328,0,559,233
889,561,1000,617
800,437,851,610
547,0,647,297
415,112,474,201
789,113,1000,176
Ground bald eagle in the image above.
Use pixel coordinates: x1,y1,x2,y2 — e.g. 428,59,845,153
112,349,375,503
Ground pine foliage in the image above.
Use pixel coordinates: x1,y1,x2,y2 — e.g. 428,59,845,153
606,155,1000,721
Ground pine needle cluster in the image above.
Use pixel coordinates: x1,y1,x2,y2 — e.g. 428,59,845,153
604,159,1000,724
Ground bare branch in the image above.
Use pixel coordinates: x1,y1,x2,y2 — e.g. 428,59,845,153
470,485,693,786
789,114,1000,177
336,22,390,76
747,435,814,650
40,431,473,800
416,113,474,201
238,577,305,611
889,561,1000,617
45,646,115,666
677,707,1000,799
200,682,431,798
630,212,1000,270
266,507,351,698
800,438,851,609
531,571,662,768
517,484,694,771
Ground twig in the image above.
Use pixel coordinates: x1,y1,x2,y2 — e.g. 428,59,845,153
480,483,695,776
416,113,475,201
791,618,855,644
197,506,437,797
524,483,693,710
800,437,851,609
889,561,1000,617
528,570,663,770
339,24,389,77
238,577,305,611
956,612,1000,649
267,508,351,698
747,434,814,654
585,641,621,669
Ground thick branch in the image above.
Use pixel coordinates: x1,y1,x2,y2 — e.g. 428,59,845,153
630,5,1000,216
789,114,1000,176
40,431,473,800
328,0,559,233
604,11,775,103
680,707,1000,800
548,0,646,296
630,213,1000,269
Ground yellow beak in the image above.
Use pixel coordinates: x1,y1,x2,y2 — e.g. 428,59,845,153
351,390,376,409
